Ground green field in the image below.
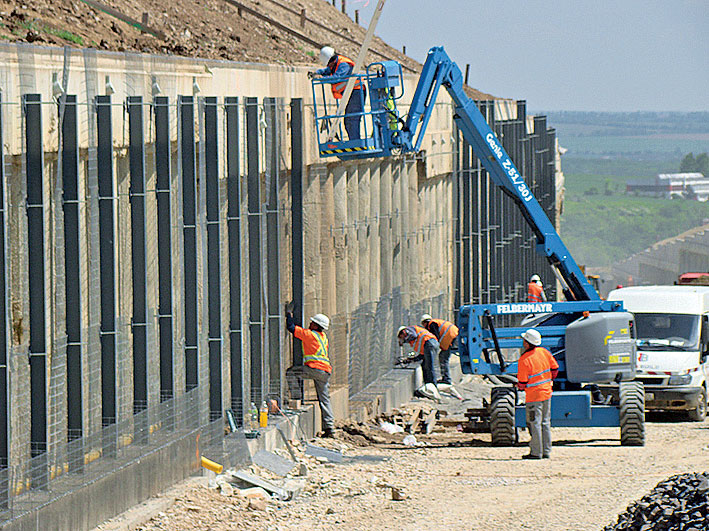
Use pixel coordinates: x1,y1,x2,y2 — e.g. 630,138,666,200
559,157,709,267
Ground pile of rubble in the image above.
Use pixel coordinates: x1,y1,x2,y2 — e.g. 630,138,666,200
604,472,709,531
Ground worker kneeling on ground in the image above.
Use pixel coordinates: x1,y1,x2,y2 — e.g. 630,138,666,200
285,310,335,438
527,274,547,302
308,46,366,141
516,328,559,459
397,325,441,401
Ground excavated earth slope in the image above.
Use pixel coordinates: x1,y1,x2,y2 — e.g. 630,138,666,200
0,0,491,99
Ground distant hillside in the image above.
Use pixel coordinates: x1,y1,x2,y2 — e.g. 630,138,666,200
543,111,709,159
560,157,709,267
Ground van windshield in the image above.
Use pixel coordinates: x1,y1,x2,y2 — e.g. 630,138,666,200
634,313,700,351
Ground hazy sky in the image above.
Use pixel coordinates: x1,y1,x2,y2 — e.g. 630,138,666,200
352,0,708,112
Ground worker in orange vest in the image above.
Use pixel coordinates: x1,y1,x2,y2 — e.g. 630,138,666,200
527,274,547,302
309,46,366,140
516,328,559,459
285,310,335,437
397,325,441,401
420,314,459,385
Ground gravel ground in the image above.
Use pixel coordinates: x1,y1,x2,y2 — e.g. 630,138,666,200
125,375,709,531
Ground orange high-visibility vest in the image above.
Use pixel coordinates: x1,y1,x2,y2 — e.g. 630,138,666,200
429,319,459,351
517,346,558,402
294,326,331,373
330,55,363,99
528,282,544,302
409,325,436,356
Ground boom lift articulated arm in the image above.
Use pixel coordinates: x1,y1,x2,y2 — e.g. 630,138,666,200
401,47,598,302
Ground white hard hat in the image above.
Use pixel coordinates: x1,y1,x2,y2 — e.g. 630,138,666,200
530,274,541,282
319,46,335,66
397,326,407,336
420,314,433,324
521,328,542,346
310,313,330,330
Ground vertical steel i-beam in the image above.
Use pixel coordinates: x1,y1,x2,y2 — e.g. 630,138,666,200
96,95,117,457
246,97,263,403
179,96,199,392
204,97,222,421
0,93,9,504
264,98,282,400
461,139,471,305
128,96,148,443
24,94,48,487
225,97,243,423
290,99,304,370
154,96,174,403
61,95,83,467
452,126,461,321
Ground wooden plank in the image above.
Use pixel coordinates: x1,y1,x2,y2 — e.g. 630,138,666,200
405,407,422,433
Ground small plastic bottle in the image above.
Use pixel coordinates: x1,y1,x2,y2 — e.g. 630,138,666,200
259,401,268,428
249,402,258,431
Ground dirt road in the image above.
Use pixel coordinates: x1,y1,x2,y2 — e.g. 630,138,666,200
133,380,709,531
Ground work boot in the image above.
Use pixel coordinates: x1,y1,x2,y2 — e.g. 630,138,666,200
522,454,541,460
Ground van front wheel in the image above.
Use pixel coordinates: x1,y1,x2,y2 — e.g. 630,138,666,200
688,387,707,422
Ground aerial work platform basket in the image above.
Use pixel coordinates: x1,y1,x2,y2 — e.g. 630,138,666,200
311,61,404,160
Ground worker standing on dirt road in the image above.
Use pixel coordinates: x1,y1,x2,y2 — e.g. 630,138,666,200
516,328,559,459
285,309,335,438
397,325,441,401
420,314,459,385
308,46,366,141
527,274,547,302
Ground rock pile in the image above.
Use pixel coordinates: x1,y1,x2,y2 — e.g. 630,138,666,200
604,472,708,531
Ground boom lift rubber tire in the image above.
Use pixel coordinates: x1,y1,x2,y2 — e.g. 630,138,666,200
619,381,645,446
688,386,707,422
490,387,517,447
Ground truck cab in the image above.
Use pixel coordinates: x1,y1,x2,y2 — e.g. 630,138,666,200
606,286,709,421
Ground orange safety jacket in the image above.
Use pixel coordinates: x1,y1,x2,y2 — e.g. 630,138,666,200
429,318,459,351
330,55,363,99
294,326,331,373
528,282,544,302
517,346,559,402
408,325,436,356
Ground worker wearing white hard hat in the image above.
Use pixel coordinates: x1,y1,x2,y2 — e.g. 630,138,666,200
517,328,559,459
527,274,547,303
307,46,366,141
420,314,459,387
285,305,335,437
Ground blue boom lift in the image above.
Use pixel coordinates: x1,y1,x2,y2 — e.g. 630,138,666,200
311,46,645,446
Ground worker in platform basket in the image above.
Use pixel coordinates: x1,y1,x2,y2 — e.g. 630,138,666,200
285,308,335,438
527,274,547,303
516,328,559,460
308,45,366,141
420,314,459,386
397,325,441,401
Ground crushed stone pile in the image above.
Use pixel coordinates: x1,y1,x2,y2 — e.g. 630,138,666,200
604,472,709,531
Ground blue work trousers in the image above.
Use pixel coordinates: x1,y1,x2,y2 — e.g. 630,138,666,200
438,336,458,384
344,88,366,140
422,339,440,385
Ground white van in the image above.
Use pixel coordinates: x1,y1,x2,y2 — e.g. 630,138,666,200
606,286,709,421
